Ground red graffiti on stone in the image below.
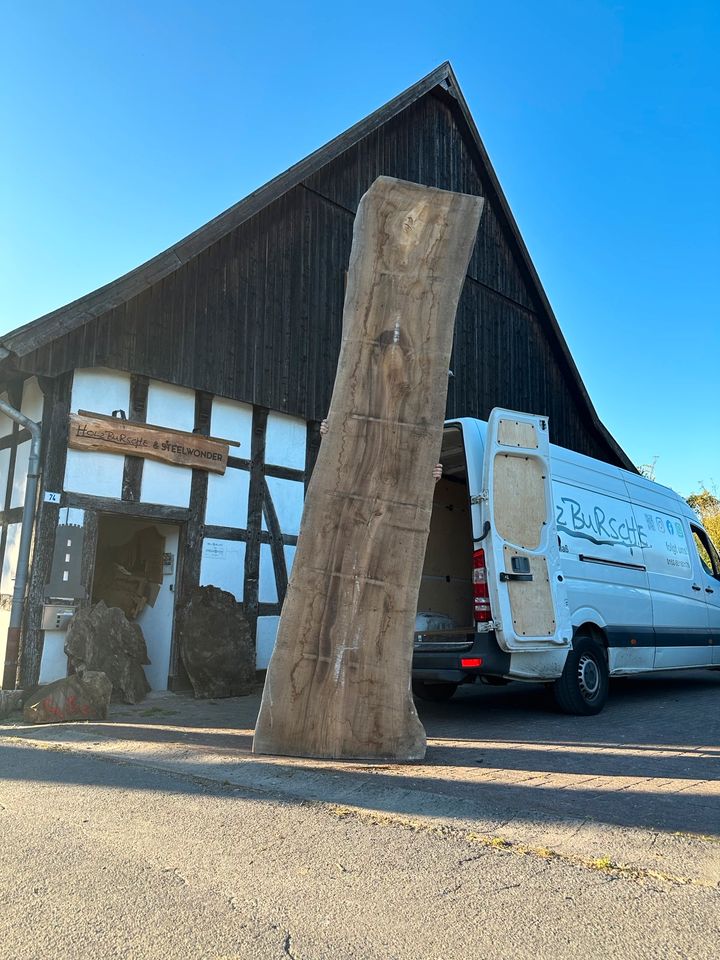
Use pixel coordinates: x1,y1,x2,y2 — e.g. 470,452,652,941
26,675,111,724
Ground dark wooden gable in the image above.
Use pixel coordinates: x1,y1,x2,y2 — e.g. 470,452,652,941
4,72,629,467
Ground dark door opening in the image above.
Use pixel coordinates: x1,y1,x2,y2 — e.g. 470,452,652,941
92,515,180,690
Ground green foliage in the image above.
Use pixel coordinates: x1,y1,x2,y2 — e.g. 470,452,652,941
687,486,720,551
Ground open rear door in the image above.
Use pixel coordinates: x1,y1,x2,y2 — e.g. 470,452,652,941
482,408,572,653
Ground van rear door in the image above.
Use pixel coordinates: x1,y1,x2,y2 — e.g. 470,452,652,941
482,408,572,653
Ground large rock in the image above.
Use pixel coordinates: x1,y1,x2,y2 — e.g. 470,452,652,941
64,600,151,704
23,671,112,724
179,586,255,698
0,689,24,720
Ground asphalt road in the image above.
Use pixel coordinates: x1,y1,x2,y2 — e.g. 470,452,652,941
1,736,719,960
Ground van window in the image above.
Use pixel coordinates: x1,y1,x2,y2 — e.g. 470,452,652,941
691,525,720,579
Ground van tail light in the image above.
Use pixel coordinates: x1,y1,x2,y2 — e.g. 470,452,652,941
473,548,492,623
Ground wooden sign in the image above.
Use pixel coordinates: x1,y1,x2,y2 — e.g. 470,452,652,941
68,411,236,474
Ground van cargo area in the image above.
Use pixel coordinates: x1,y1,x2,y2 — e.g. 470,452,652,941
416,425,473,645
413,425,509,700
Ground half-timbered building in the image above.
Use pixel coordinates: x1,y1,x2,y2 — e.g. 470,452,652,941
0,62,631,692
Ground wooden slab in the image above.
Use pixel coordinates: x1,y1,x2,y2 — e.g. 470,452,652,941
68,412,234,474
253,176,484,760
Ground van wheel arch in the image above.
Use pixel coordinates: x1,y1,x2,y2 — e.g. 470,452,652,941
554,630,609,715
573,623,608,657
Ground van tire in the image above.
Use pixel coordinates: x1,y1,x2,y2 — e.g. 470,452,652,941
553,637,608,715
411,681,458,702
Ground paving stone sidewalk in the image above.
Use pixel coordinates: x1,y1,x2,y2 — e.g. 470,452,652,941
2,669,719,885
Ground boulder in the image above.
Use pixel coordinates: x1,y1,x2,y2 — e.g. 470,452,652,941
0,689,24,720
179,586,255,698
64,600,151,704
23,671,112,724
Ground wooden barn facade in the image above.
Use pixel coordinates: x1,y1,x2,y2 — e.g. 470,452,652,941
0,62,631,692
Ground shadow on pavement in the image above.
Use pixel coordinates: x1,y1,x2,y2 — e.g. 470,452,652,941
2,670,718,838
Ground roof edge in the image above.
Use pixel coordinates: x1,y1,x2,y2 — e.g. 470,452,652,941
0,62,454,358
439,66,635,471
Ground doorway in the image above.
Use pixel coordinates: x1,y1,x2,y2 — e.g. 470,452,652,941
92,515,180,690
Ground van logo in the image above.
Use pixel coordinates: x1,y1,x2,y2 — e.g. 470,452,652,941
556,496,649,549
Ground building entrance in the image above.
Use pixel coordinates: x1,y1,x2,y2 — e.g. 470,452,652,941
92,515,180,691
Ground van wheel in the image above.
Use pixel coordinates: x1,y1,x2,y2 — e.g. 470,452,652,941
412,681,458,702
553,637,608,715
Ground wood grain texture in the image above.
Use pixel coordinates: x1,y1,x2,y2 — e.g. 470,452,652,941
253,176,483,760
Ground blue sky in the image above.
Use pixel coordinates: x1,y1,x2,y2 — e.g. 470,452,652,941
1,1,717,497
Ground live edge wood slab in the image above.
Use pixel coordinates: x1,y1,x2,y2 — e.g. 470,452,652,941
253,176,484,761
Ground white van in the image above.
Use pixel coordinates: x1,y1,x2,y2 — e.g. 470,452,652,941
413,408,720,714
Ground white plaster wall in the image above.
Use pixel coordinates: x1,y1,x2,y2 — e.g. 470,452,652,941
265,411,306,470
211,397,252,457
136,523,179,690
199,539,246,601
0,448,10,505
256,547,295,666
39,631,68,683
259,544,278,603
263,476,305,535
141,381,195,507
64,368,130,498
70,368,131,417
205,398,253,528
256,616,280,669
21,377,44,422
1,523,21,594
62,507,85,527
206,469,250,528
10,441,30,508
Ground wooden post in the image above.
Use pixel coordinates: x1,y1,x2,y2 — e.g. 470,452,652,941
253,176,483,760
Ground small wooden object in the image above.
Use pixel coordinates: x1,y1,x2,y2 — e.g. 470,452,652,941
253,176,483,760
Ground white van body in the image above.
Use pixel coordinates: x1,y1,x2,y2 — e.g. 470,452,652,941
412,408,720,713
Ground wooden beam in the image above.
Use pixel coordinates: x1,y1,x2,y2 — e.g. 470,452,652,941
253,177,483,760
20,373,71,687
122,374,148,501
62,492,190,523
172,390,212,683
243,407,268,647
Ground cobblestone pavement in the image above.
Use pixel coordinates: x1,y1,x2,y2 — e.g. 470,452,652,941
2,669,719,885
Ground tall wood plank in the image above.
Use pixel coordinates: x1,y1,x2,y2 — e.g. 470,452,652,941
253,176,483,760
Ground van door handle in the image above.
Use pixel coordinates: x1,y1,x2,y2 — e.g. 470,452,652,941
692,584,702,591
706,587,715,594
500,572,533,582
